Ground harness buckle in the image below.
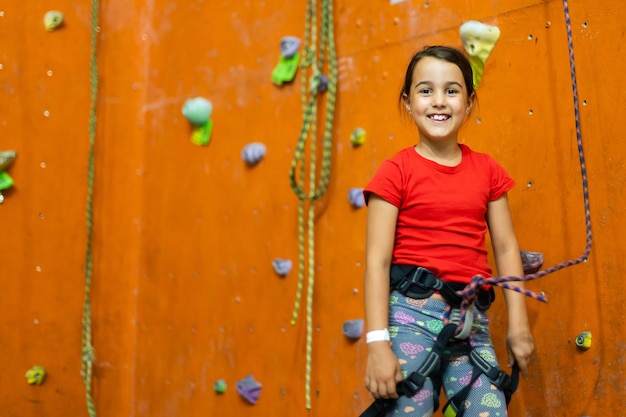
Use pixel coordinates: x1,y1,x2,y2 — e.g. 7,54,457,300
409,267,443,290
491,369,512,389
394,267,441,299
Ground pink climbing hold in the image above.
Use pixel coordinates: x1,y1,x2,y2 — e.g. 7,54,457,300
521,249,544,274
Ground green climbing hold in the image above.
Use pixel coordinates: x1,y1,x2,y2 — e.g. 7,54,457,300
272,52,300,86
214,379,227,394
0,172,14,191
190,120,213,146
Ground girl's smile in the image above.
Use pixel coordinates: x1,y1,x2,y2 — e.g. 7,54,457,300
403,56,473,144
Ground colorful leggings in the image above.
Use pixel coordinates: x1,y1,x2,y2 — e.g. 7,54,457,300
387,290,508,417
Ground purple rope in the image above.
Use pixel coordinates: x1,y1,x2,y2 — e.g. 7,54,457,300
448,0,593,335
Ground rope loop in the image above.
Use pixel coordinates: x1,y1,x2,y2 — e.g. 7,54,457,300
445,0,593,337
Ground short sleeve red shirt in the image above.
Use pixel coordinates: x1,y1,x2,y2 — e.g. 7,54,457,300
363,144,515,284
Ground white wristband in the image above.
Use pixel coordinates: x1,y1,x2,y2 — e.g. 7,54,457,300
366,328,390,344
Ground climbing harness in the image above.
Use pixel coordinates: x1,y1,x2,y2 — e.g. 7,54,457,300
390,265,495,339
360,267,512,417
81,0,99,416
287,0,338,410
361,0,593,414
442,350,519,417
361,321,519,417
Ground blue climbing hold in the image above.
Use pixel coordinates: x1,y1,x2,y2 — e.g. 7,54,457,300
342,319,364,339
348,188,365,208
242,142,266,166
272,259,292,277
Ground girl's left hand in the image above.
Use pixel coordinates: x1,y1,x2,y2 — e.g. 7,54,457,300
506,326,535,378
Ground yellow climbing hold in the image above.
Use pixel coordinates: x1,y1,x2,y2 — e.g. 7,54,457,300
350,127,366,147
44,11,65,31
575,331,592,349
459,20,501,89
25,365,47,385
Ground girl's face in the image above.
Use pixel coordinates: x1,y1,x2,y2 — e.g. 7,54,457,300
403,56,472,143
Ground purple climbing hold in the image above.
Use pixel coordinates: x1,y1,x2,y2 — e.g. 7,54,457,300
521,249,544,274
272,259,292,277
280,36,301,58
348,188,365,209
237,375,262,404
317,74,329,93
241,142,266,166
342,319,364,340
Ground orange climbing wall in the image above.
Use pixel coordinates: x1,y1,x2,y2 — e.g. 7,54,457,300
1,0,625,416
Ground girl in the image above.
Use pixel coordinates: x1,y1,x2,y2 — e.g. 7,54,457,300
362,46,535,416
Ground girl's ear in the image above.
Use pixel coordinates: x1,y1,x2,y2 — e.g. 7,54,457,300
466,93,475,115
402,94,411,112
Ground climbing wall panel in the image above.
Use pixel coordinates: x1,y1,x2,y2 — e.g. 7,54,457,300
1,1,625,416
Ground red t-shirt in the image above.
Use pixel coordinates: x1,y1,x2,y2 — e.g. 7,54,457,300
363,144,515,284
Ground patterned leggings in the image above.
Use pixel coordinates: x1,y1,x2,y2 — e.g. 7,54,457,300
387,290,508,417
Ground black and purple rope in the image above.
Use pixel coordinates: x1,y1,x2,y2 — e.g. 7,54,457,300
449,0,593,335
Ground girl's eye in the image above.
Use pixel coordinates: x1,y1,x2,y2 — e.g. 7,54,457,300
419,88,431,94
446,88,458,94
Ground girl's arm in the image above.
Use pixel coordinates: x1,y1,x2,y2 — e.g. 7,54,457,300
363,194,403,398
487,193,536,377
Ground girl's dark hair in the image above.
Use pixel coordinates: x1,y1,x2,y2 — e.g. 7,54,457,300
398,45,474,108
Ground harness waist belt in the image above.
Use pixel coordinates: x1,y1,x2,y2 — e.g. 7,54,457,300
390,264,495,310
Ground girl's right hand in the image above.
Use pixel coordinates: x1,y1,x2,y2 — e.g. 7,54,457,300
364,342,403,399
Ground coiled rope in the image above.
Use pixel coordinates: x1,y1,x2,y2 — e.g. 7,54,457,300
81,0,99,415
288,0,337,410
451,0,592,335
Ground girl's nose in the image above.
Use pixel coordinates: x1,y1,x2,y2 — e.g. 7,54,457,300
432,91,445,106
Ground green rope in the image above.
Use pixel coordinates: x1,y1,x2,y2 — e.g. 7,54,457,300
288,0,337,410
81,0,99,415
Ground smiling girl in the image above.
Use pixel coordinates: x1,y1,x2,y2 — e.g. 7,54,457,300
362,46,535,416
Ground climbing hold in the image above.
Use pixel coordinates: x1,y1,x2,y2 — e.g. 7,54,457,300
190,120,213,146
280,36,302,59
214,379,227,394
272,258,292,277
271,36,301,85
236,375,262,404
25,365,46,385
459,20,501,89
575,331,592,350
43,11,64,31
0,150,17,204
350,127,366,147
182,97,213,126
348,188,365,209
0,150,16,172
182,98,213,146
310,73,329,94
521,249,544,274
0,172,14,191
342,319,364,339
241,142,267,166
